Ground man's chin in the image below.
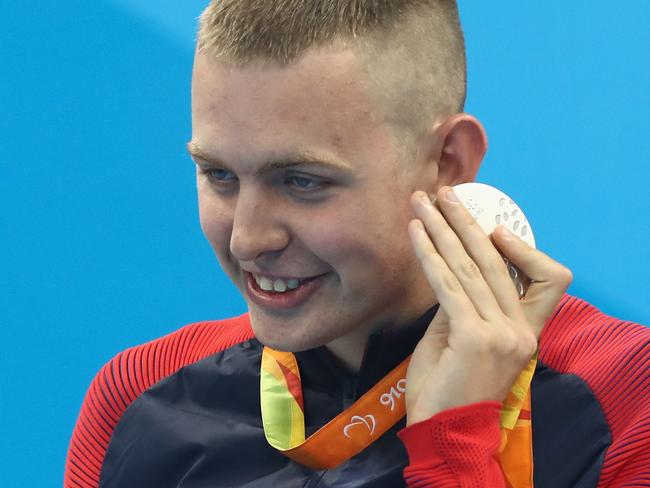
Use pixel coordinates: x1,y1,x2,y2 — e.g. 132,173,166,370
249,312,333,353
251,325,314,352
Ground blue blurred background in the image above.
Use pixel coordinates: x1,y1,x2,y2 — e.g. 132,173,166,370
2,1,649,485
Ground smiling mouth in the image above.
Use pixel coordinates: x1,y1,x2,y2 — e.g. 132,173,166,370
251,273,304,293
244,271,328,310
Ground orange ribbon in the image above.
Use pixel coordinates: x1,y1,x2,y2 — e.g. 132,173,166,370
261,346,535,486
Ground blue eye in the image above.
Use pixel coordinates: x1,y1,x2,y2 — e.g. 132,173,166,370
286,175,320,190
205,168,237,182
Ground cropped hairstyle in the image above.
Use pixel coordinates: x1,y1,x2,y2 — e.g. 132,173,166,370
197,0,466,158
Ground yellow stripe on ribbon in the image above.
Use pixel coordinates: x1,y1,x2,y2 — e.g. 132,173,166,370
260,349,305,450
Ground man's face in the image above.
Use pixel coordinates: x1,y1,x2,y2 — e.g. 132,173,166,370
190,45,436,352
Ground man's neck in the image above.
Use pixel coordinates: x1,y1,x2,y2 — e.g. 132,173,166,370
325,304,438,373
325,333,368,372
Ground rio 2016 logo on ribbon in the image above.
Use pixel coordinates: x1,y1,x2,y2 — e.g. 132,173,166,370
343,415,376,438
342,377,407,439
380,378,407,411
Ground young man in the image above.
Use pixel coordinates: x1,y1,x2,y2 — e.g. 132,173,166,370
65,1,650,487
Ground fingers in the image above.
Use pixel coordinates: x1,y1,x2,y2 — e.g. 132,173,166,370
408,219,479,327
491,226,573,333
409,185,571,339
411,188,521,321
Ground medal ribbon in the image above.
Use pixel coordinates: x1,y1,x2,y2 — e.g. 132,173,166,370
261,346,536,487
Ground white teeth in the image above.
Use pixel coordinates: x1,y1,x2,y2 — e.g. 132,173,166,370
273,279,287,292
258,276,274,291
252,273,303,293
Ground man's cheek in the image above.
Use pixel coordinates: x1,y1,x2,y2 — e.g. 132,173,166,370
199,212,218,248
198,199,231,247
304,229,379,278
200,213,239,280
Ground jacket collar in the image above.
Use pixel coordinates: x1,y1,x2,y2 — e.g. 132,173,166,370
294,305,439,398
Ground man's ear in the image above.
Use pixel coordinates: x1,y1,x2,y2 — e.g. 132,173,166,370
419,113,488,190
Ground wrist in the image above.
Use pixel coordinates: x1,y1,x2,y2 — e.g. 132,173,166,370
407,398,503,426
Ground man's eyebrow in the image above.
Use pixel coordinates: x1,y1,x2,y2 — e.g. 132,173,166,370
186,141,355,175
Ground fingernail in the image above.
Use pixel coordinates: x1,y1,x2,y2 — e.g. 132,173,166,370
499,226,516,240
445,188,460,203
418,192,433,208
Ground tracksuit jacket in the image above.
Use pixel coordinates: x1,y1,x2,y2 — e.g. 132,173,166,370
65,295,650,487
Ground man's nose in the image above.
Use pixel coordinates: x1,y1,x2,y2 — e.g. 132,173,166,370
229,192,290,262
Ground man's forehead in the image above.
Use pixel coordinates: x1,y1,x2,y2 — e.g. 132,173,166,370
190,49,402,172
191,46,375,115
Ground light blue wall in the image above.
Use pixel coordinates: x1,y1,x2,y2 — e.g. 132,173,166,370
2,1,648,485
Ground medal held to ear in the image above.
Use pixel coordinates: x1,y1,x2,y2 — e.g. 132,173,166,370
452,183,536,298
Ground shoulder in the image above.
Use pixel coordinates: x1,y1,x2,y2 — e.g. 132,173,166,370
64,314,254,488
539,294,650,375
539,295,650,485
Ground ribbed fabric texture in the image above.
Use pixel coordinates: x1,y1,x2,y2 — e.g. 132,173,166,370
64,315,254,488
398,402,504,487
538,296,650,487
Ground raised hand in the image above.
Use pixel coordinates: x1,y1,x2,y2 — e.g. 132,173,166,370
405,186,572,425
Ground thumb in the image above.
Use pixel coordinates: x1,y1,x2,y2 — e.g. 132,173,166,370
493,226,573,333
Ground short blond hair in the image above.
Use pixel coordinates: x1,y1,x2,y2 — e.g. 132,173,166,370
197,0,466,158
